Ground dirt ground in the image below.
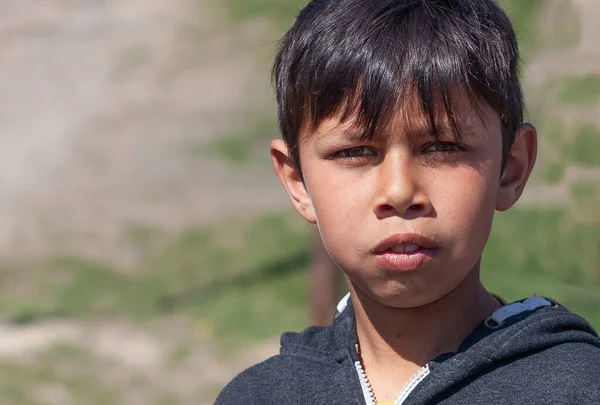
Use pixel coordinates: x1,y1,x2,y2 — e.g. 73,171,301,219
0,0,287,264
0,0,597,404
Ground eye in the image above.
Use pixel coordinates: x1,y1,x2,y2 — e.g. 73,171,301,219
423,142,467,153
334,146,377,159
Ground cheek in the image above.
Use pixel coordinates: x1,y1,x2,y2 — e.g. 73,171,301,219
444,171,496,213
437,166,498,250
306,163,371,217
305,168,372,258
312,188,361,244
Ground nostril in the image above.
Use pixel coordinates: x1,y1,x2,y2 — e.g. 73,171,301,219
381,204,394,211
378,203,422,213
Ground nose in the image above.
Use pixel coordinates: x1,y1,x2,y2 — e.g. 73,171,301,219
372,150,433,219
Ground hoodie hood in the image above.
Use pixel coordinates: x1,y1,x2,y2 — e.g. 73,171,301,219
442,296,599,369
281,295,599,361
279,295,600,404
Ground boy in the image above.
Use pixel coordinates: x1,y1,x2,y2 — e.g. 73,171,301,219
216,0,600,403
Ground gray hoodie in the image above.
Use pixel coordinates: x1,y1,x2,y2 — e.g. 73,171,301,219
216,296,600,404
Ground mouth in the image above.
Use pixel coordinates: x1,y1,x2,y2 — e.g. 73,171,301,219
387,244,421,254
372,233,439,271
372,233,438,254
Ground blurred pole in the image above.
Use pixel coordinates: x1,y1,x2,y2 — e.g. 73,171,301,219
309,228,341,326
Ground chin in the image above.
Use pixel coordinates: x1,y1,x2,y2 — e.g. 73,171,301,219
371,278,460,308
382,293,443,309
358,282,437,309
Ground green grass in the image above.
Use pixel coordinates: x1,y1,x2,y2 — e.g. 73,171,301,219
221,0,307,26
556,74,600,106
483,209,600,326
0,344,123,405
544,118,567,145
539,121,600,181
0,213,310,350
197,115,279,164
498,0,543,56
565,123,600,166
570,180,600,220
204,137,251,162
542,162,565,184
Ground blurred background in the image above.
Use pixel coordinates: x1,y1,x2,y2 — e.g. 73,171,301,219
0,0,597,404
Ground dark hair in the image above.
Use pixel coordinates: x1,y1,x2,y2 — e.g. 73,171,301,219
272,0,524,173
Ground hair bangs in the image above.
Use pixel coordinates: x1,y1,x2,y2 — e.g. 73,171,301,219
274,0,523,170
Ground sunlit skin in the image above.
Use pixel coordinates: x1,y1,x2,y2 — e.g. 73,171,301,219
271,97,537,401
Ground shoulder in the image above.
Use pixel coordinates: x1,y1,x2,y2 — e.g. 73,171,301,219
214,349,337,404
216,348,334,405
520,342,600,401
542,341,600,378
214,355,283,405
216,302,356,404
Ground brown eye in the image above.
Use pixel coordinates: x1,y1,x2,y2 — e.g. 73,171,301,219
336,147,376,158
423,142,467,153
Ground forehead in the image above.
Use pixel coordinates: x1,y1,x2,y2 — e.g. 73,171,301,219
300,91,501,145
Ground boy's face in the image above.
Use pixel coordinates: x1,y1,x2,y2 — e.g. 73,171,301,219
271,98,537,308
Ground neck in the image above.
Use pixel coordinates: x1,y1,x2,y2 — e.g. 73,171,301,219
350,263,501,368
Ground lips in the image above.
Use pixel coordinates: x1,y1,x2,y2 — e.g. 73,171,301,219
372,233,438,254
372,233,439,272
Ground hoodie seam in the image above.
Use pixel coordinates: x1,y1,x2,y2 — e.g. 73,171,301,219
279,353,337,364
279,346,348,364
449,309,574,367
281,343,334,355
498,311,577,350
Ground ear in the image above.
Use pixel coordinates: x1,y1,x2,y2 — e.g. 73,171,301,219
271,139,317,223
496,123,538,211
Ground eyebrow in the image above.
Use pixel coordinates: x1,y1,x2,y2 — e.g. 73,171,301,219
319,112,484,147
338,123,461,143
